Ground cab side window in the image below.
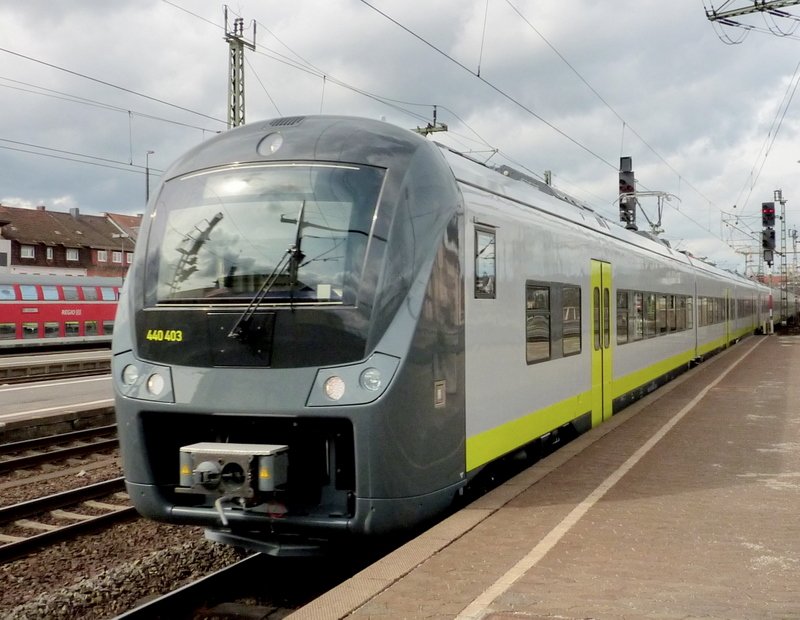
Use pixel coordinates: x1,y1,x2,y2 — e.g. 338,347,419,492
474,228,496,299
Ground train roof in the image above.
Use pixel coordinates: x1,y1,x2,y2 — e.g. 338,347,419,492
152,114,765,294
438,144,766,292
0,273,124,287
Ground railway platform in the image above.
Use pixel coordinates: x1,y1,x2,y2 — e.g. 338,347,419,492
289,333,800,619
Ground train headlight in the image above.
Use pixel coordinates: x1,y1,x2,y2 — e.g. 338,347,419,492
359,367,382,391
113,352,174,403
307,352,400,407
122,364,139,386
146,372,166,396
323,376,346,401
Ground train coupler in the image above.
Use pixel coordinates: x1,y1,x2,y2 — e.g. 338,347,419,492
177,442,289,500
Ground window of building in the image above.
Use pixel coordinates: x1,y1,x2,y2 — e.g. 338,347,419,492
42,285,59,301
126,252,133,264
20,245,35,259
562,286,581,356
20,285,38,301
97,250,108,263
22,323,38,339
526,284,550,363
474,228,496,299
66,248,79,261
44,322,60,338
63,286,79,301
112,250,123,264
46,246,54,260
81,286,98,301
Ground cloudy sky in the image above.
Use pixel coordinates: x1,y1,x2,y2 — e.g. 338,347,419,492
2,0,800,272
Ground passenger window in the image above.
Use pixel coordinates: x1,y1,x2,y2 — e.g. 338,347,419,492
44,322,59,338
616,290,629,344
22,323,38,338
644,293,656,338
0,323,16,339
676,296,687,331
667,295,676,332
632,292,644,341
100,287,116,301
103,320,114,335
562,286,581,356
82,286,98,301
85,321,98,336
0,285,15,301
657,294,667,334
63,286,79,301
526,284,550,363
474,228,496,299
42,285,59,301
65,321,79,336
20,285,38,301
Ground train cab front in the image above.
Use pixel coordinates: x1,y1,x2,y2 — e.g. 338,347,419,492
112,116,466,553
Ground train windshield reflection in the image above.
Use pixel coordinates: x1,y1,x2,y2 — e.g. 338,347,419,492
149,163,385,305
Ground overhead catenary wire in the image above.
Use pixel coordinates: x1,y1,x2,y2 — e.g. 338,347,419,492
357,0,735,245
356,0,619,172
0,46,226,126
733,59,800,212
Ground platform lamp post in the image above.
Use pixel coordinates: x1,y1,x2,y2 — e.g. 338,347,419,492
111,232,130,284
145,150,155,204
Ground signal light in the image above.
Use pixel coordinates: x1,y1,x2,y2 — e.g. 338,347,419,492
619,156,637,230
762,202,776,228
762,229,776,251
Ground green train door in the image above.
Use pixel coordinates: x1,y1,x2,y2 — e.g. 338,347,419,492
591,260,613,426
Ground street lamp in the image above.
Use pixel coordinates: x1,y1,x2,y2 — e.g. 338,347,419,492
112,232,130,282
145,150,155,204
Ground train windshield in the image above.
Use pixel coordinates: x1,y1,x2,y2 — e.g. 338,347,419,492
147,163,385,305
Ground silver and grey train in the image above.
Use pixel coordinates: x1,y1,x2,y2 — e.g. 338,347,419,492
113,115,790,553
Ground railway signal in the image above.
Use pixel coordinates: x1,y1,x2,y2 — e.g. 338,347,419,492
762,202,776,228
762,228,776,251
619,156,637,231
761,200,777,268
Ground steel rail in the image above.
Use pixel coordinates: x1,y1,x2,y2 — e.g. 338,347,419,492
0,424,117,455
0,437,119,474
0,476,135,563
113,553,264,619
0,476,126,523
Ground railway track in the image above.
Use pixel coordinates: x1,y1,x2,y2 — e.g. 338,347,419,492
0,477,135,562
0,424,118,474
0,357,110,385
113,547,388,620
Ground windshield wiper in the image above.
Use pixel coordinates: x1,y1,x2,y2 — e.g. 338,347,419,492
228,201,306,341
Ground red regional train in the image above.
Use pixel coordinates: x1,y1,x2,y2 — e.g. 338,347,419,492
0,273,122,350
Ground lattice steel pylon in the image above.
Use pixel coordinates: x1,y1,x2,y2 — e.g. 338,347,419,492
775,189,789,322
706,0,800,21
225,6,256,129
